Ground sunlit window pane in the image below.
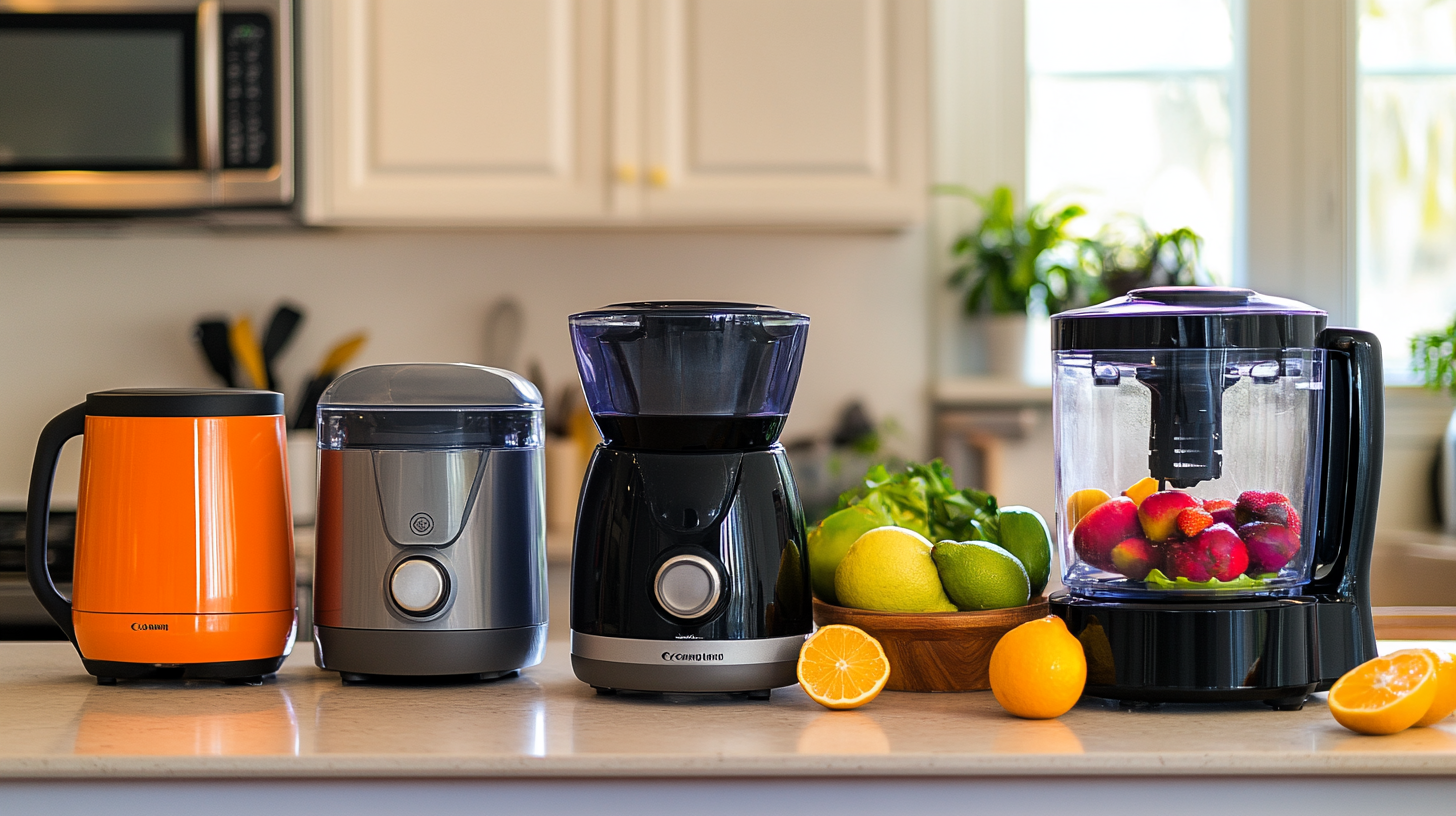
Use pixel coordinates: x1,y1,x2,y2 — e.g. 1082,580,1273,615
1358,0,1456,380
1027,0,1236,282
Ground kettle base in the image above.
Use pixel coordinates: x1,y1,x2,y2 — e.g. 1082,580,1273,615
83,655,287,684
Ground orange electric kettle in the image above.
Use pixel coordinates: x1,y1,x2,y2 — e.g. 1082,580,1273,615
26,389,297,685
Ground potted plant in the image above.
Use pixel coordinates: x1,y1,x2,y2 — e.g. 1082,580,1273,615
1079,217,1207,304
1411,318,1456,534
939,185,1092,380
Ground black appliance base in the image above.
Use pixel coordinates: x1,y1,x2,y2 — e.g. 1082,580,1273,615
572,654,797,694
83,654,287,685
1050,591,1322,705
314,623,546,677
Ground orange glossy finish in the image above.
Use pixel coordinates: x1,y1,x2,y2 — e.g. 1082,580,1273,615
71,414,295,662
73,610,296,664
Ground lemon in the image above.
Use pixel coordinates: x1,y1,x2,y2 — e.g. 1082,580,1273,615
932,540,1031,610
834,527,956,613
996,506,1052,597
808,506,886,604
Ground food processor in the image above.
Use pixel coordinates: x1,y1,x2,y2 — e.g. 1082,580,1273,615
568,302,813,697
1049,288,1382,708
311,363,548,683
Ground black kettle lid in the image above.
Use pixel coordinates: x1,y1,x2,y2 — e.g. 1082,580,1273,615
85,388,283,418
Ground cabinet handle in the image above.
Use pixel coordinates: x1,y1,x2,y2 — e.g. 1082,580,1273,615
615,164,638,184
648,166,669,188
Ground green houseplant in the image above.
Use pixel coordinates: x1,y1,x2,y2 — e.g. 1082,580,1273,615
1081,217,1207,304
938,185,1091,379
1412,317,1456,535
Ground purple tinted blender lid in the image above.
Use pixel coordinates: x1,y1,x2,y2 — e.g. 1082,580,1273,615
569,301,807,321
1051,287,1328,351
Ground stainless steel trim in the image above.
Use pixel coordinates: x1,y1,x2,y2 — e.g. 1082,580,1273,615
570,632,806,666
653,554,721,619
197,0,221,178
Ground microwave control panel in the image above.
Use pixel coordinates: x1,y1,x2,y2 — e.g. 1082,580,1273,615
222,13,274,170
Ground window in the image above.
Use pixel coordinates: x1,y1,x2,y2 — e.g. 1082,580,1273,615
1359,0,1456,379
1026,0,1238,281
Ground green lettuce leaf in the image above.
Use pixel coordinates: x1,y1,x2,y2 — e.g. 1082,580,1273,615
832,459,998,543
1142,569,1277,591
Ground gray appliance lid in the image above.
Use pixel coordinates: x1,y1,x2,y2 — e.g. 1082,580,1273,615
318,363,542,409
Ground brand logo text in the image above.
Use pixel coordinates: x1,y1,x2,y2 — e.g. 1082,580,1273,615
661,651,724,662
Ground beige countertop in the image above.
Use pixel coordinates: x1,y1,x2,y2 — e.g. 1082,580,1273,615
1,637,1455,780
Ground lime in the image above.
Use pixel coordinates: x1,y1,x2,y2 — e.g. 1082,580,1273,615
807,506,885,604
834,527,957,613
996,506,1052,597
932,540,1030,611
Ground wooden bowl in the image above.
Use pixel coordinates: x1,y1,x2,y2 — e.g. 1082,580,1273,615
812,597,1050,692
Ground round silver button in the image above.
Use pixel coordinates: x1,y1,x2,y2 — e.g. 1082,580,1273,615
654,555,721,619
391,558,446,614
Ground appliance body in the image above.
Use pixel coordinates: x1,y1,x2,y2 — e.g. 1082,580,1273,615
1047,288,1382,707
568,302,812,696
0,0,292,211
26,389,297,683
311,363,548,682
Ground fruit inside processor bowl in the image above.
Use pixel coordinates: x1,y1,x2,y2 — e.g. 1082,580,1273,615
1054,347,1324,598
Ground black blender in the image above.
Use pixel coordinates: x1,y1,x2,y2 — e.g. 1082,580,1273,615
568,302,813,697
1048,288,1382,708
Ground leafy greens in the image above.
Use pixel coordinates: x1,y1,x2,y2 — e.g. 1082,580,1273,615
832,460,1000,544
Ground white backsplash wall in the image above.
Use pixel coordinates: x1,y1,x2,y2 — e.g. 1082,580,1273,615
0,225,929,506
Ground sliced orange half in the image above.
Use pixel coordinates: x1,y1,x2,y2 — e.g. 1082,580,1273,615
798,624,891,710
1416,650,1456,727
1328,649,1439,735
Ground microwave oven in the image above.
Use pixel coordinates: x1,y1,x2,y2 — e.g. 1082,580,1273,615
0,0,291,211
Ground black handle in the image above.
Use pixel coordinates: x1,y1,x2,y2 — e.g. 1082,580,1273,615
1309,328,1383,679
26,403,87,647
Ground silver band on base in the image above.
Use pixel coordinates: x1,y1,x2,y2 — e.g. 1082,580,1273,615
570,632,805,692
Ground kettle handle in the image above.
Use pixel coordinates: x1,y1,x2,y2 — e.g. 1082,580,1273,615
25,402,87,646
1309,329,1383,665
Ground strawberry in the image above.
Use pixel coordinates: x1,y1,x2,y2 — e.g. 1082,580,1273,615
1176,507,1214,538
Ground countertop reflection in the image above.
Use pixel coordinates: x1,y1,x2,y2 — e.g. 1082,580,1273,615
0,635,1455,778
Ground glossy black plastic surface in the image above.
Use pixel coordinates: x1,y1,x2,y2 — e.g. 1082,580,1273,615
1051,592,1320,703
570,447,811,640
1308,328,1383,677
86,388,282,417
1053,287,1325,351
591,414,786,452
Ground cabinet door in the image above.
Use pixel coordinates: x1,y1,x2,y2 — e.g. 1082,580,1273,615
303,0,608,225
639,0,927,225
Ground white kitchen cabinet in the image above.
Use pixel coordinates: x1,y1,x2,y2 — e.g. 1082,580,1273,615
303,0,609,225
635,0,927,225
303,0,926,227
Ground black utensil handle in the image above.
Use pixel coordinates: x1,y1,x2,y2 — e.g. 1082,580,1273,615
1310,329,1383,676
26,403,87,646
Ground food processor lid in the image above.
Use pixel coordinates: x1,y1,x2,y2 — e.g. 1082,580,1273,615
570,301,808,321
1052,287,1328,351
318,363,542,409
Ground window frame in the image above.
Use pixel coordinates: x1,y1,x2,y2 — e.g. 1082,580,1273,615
932,0,1357,333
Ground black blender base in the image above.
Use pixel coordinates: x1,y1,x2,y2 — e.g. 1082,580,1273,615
340,669,520,685
1051,591,1322,706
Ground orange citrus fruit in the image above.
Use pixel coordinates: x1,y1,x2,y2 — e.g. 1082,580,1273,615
1416,650,1456,727
1328,649,1439,735
1065,488,1112,528
1120,477,1158,508
988,615,1087,719
797,624,891,710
